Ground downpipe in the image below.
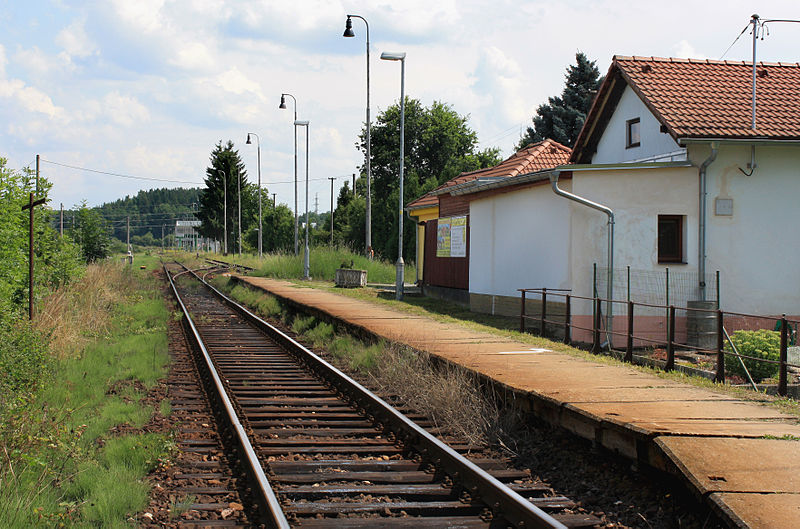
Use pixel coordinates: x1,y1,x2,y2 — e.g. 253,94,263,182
550,171,615,349
697,142,719,301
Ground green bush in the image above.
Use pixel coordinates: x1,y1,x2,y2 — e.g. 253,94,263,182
724,329,780,382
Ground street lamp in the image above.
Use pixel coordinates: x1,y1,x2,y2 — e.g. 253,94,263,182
217,169,228,255
295,119,311,280
380,51,406,300
343,14,372,259
279,93,299,256
246,132,262,258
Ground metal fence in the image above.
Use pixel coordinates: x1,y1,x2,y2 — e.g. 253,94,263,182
518,287,799,397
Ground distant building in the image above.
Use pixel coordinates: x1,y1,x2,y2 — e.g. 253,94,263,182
175,220,217,252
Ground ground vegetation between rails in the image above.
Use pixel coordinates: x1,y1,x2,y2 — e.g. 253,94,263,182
209,274,723,528
0,255,173,528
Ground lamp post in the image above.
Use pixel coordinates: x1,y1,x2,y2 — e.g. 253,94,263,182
381,51,406,300
328,177,336,247
343,14,372,259
246,132,262,258
295,120,311,280
279,93,299,256
237,167,242,256
217,169,228,255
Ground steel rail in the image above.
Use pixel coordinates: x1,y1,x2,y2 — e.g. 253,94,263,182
165,263,291,529
184,265,567,529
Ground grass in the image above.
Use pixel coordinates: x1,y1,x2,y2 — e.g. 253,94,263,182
0,259,173,528
205,246,417,284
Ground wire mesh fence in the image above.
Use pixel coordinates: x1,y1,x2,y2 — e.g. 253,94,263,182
518,285,799,398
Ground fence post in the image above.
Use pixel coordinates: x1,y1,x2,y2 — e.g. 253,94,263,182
540,288,547,338
564,295,571,345
520,290,526,334
665,305,675,371
592,297,601,354
715,310,725,383
625,301,634,363
779,314,788,397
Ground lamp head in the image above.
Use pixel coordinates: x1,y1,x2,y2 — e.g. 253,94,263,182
279,94,286,109
380,51,406,61
343,16,355,37
246,134,252,145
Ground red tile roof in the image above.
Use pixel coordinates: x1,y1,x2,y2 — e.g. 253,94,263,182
572,56,800,163
407,139,572,210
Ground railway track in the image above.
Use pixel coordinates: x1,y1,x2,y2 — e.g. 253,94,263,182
165,262,599,528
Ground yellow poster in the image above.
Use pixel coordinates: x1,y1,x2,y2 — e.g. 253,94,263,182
436,217,451,257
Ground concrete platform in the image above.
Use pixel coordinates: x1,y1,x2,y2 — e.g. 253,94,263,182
236,276,800,529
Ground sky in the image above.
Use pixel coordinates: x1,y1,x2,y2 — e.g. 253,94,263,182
2,0,799,217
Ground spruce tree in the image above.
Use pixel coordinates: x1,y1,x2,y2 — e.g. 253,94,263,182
197,140,250,254
518,52,602,149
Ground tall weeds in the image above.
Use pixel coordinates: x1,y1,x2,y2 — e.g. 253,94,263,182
369,347,503,446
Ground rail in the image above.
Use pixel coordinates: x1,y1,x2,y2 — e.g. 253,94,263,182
519,287,799,397
174,262,567,528
165,263,290,528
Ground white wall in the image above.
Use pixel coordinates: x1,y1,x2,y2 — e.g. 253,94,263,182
592,85,683,164
468,143,800,318
692,143,800,315
568,166,699,316
469,182,571,298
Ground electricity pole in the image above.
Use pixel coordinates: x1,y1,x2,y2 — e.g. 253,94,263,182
60,203,64,236
22,193,45,320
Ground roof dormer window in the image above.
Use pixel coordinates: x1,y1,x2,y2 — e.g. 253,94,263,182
626,118,640,148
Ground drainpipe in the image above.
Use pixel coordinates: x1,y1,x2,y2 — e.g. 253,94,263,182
550,171,615,349
697,142,719,301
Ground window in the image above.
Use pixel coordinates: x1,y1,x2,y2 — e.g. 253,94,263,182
626,118,641,148
658,215,684,263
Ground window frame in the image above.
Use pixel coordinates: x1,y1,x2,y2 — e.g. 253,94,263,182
657,215,684,264
626,118,641,149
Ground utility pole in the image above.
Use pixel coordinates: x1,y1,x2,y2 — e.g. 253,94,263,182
272,193,277,208
60,203,64,236
352,173,356,192
35,155,39,195
22,193,45,320
162,224,165,251
329,177,335,246
314,193,319,215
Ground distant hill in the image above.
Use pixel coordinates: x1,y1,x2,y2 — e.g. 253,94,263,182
95,187,202,243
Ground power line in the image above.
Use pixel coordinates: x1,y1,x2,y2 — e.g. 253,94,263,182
719,22,751,60
41,159,205,185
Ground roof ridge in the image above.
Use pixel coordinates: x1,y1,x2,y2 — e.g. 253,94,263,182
614,55,800,68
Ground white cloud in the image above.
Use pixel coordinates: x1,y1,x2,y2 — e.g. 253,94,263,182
0,79,63,119
171,41,216,70
15,46,74,76
55,19,98,58
673,40,709,60
102,91,151,127
109,0,167,35
0,44,6,77
215,67,262,98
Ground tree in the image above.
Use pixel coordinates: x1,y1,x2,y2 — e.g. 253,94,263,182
346,99,501,260
71,202,110,262
518,52,602,149
196,141,254,254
